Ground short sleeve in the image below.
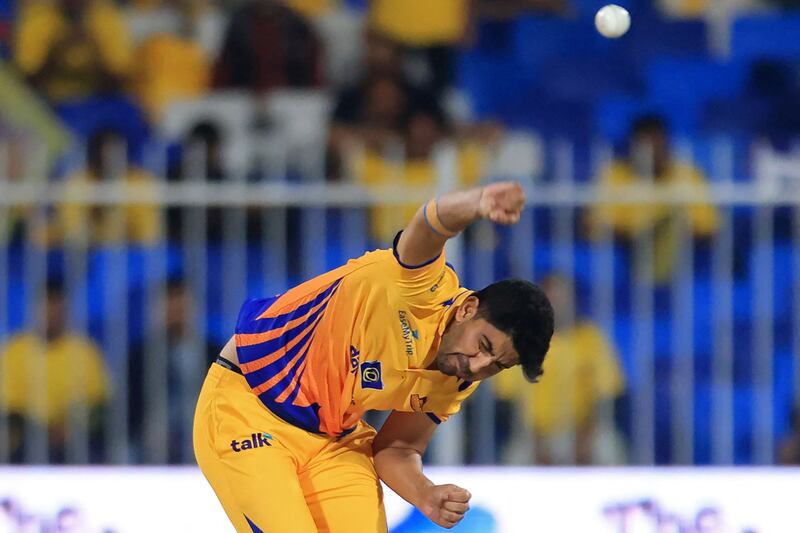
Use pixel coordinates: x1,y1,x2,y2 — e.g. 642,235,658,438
391,231,459,307
427,380,479,424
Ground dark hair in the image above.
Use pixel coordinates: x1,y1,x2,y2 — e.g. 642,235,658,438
166,275,186,293
46,276,65,298
188,120,222,147
474,279,554,383
87,127,126,175
630,114,667,138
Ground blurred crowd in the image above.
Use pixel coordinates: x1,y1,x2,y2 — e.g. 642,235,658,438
0,0,800,468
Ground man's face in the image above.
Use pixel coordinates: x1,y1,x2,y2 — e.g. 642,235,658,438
436,296,520,381
44,293,66,340
405,113,443,160
631,127,669,176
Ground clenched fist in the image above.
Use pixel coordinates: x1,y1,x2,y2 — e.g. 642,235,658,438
419,484,472,529
477,181,526,225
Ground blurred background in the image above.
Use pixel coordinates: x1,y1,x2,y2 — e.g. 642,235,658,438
0,0,800,529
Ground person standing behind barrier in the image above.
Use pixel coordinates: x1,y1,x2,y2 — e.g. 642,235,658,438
51,128,162,246
495,273,627,465
0,278,111,463
588,115,720,284
128,277,218,464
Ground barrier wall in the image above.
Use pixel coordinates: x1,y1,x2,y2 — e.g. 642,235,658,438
1,467,798,532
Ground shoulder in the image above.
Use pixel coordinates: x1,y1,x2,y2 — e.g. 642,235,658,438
574,321,609,342
1,333,39,354
602,160,634,183
672,161,708,182
60,334,103,357
127,168,159,184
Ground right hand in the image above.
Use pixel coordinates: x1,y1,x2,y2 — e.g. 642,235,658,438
418,484,472,529
477,181,525,225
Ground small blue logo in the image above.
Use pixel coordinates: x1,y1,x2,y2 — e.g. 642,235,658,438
349,345,360,373
360,361,383,390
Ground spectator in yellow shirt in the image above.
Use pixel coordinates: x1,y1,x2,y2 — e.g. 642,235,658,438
0,278,111,463
129,3,210,121
588,115,720,284
495,273,627,465
369,0,467,94
15,0,133,102
52,128,162,246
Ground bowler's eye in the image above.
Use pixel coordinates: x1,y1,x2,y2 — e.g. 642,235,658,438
495,360,510,371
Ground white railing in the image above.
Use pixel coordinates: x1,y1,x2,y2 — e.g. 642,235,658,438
0,136,798,467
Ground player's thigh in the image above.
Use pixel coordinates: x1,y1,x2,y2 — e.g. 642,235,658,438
193,367,319,533
301,425,387,533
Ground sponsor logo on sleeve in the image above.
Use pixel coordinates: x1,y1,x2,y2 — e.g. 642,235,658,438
410,394,428,412
349,345,360,373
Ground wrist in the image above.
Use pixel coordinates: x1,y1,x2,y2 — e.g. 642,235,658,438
411,479,436,510
475,186,486,220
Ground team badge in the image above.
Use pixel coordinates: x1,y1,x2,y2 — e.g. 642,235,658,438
360,361,383,390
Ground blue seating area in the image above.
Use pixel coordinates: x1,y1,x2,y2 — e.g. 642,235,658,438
459,12,800,152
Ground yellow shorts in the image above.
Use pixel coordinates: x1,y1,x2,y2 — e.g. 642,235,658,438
193,363,388,533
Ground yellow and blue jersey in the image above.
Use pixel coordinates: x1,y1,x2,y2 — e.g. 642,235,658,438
234,233,479,437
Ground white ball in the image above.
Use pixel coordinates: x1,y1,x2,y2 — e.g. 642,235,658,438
595,4,631,39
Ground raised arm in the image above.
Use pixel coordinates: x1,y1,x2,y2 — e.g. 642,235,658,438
373,411,472,529
395,182,526,267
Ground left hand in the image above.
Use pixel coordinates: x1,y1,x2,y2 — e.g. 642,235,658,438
418,483,472,529
477,181,526,225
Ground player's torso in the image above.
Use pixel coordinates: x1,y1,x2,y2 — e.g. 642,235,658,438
235,248,473,436
339,278,469,426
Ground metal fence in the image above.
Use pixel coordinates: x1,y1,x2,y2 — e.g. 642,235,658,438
0,135,798,467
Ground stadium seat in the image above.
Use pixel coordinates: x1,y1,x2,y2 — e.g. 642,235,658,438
731,14,800,62
482,132,545,182
626,17,708,66
259,90,332,180
456,49,536,119
513,16,623,69
55,96,151,166
645,57,747,107
536,57,642,104
159,92,257,178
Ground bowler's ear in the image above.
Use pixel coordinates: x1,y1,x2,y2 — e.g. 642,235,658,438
454,295,479,323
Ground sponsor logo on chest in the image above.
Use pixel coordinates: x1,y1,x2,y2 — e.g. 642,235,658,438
398,310,419,358
360,361,383,390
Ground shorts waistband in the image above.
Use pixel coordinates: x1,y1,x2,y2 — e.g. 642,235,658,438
214,356,242,375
